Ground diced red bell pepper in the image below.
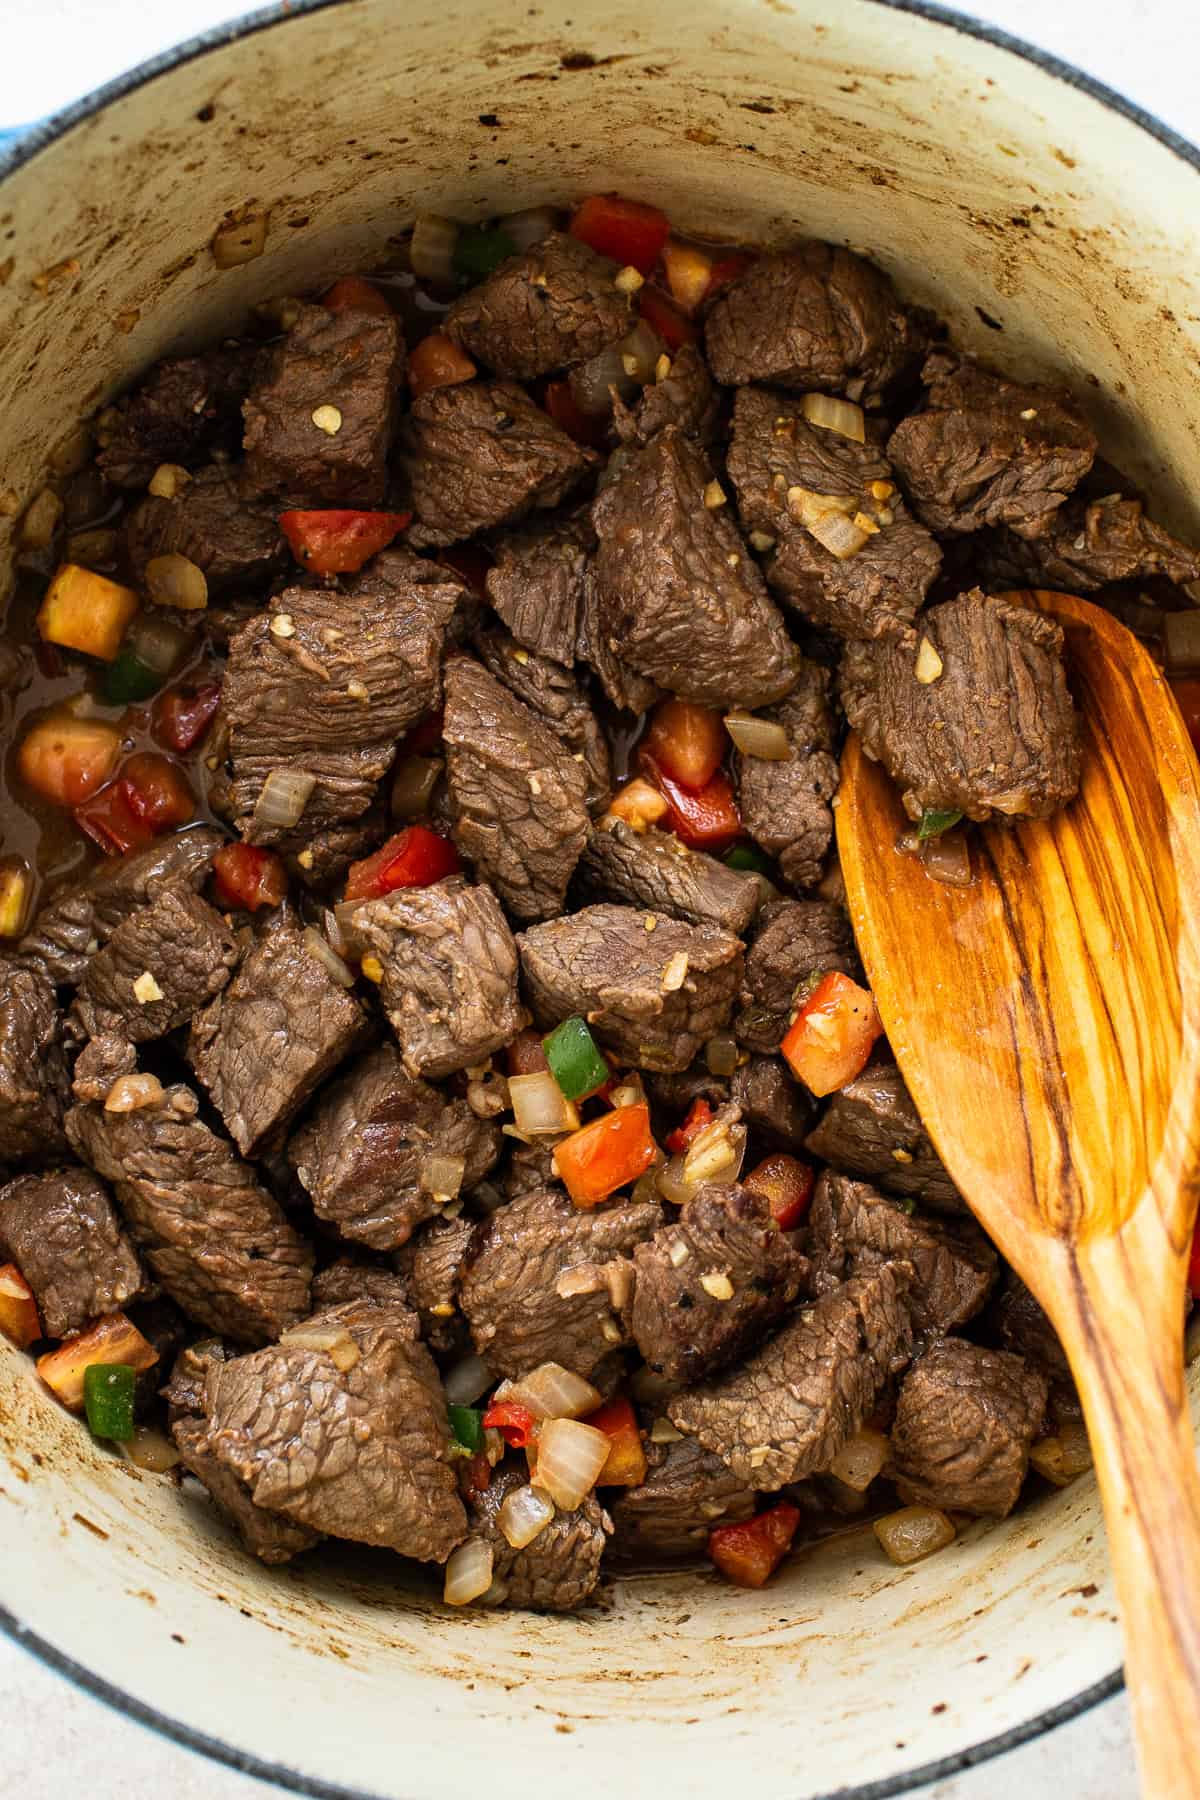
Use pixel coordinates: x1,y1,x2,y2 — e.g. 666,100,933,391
705,253,754,301
542,380,610,450
641,754,742,853
0,1264,42,1350
1171,678,1200,758
708,1502,801,1589
74,780,153,855
638,285,697,350
664,1097,715,1155
212,844,288,913
18,716,122,809
481,1400,538,1449
322,275,393,316
569,193,670,276
279,509,411,577
743,1153,815,1230
152,680,221,753
781,971,884,1098
343,825,461,904
36,1311,158,1412
1187,1212,1200,1301
642,698,727,792
74,753,195,856
584,1395,647,1487
555,1102,658,1208
408,333,477,399
507,1028,552,1077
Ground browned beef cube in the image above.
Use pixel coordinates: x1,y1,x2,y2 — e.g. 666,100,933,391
887,352,1096,536
735,899,858,1053
612,343,720,448
310,1258,412,1313
460,1184,660,1380
123,465,287,593
97,345,257,488
400,379,598,547
484,511,593,666
805,1059,964,1212
767,505,943,644
188,1298,466,1559
590,427,799,708
288,1044,500,1251
727,383,891,535
163,1338,232,1422
72,886,238,1044
279,808,388,890
173,1415,322,1565
576,819,761,938
67,1082,312,1343
188,920,370,1157
576,565,661,715
221,551,464,842
734,661,840,889
0,1167,143,1339
840,588,1081,822
667,1263,913,1487
0,968,69,1168
608,1434,756,1562
731,1056,816,1150
468,1466,611,1611
628,1183,810,1384
444,231,630,380
351,877,524,1079
473,624,611,816
704,245,926,404
443,656,589,922
889,1338,1048,1517
502,1139,559,1202
982,493,1200,596
241,303,405,505
990,1273,1079,1426
517,903,743,1073
394,1214,474,1353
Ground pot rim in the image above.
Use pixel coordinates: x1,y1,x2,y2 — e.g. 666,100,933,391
3,0,1189,1790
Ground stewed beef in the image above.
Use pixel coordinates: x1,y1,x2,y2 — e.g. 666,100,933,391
241,303,405,506
502,1138,559,1201
735,899,858,1053
887,352,1096,536
97,344,256,488
608,1434,756,1562
0,1167,143,1339
767,502,943,644
350,878,525,1078
281,808,388,889
163,1338,232,1423
469,1465,612,1611
67,1082,312,1343
667,1262,913,1488
978,492,1200,596
841,587,1082,821
612,343,720,448
0,968,69,1167
445,231,630,379
576,566,662,716
442,655,590,921
460,1183,660,1379
400,379,598,547
473,624,612,815
517,903,743,1073
889,1337,1048,1517
72,886,237,1044
734,660,840,889
590,426,799,707
394,1213,475,1353
123,464,288,592
173,1415,323,1565
288,1043,500,1250
576,818,761,937
728,386,891,534
805,1059,964,1211
310,1259,412,1312
991,1272,1075,1392
484,511,593,666
730,1056,816,1151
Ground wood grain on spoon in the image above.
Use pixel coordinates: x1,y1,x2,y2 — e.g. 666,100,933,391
837,589,1200,1800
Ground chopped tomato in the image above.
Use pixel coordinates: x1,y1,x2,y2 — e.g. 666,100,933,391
606,776,669,831
73,781,152,855
507,1028,552,1077
460,1450,492,1498
705,253,753,301
637,285,697,350
664,1097,715,1155
781,971,884,1098
661,240,714,315
279,509,411,577
343,825,461,904
36,1311,158,1412
0,1264,42,1350
75,753,195,855
709,1502,801,1588
542,378,611,449
585,1395,647,1488
642,756,742,853
481,1400,537,1449
743,1153,815,1230
17,716,122,808
212,844,288,913
1188,1213,1200,1301
1171,678,1200,758
322,275,392,316
408,333,477,399
152,681,221,753
401,709,446,754
569,193,670,276
642,698,726,792
555,1102,658,1208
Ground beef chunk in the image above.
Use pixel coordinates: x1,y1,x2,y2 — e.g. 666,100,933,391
473,624,611,816
981,493,1200,596
189,919,370,1157
704,245,926,404
444,231,630,379
72,886,237,1043
992,1272,1074,1389
350,878,525,1079
395,1214,474,1352
443,655,589,921
576,819,761,937
97,345,256,488
174,1415,322,1565
736,899,858,1052
241,303,405,505
0,1167,143,1339
805,1059,964,1211
469,1465,611,1610
890,1338,1048,1517
484,511,593,666
608,1434,756,1562
67,1083,312,1342
628,1183,810,1383
460,1184,660,1379
808,1171,996,1334
613,343,720,448
887,353,1096,536
728,386,892,533
280,808,388,890
577,566,662,715
840,587,1081,821
767,504,942,644
163,1338,231,1422
221,552,462,842
590,427,798,708
400,380,598,548
734,661,840,889
123,465,287,592
0,968,69,1167
503,1138,559,1202
288,1044,500,1251
192,1298,466,1558
731,1056,816,1150
311,1259,411,1311
70,1033,136,1105
518,903,743,1073
667,1263,913,1488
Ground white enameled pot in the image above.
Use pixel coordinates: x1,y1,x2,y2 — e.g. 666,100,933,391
2,3,1199,1794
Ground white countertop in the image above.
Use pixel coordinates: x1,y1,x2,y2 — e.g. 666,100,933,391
1,0,1197,1793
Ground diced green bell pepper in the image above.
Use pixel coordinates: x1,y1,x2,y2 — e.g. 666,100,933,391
542,1014,609,1101
453,227,517,288
917,807,964,842
448,1404,484,1452
103,647,164,704
724,843,772,874
83,1362,136,1441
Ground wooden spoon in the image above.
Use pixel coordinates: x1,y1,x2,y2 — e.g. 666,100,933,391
837,588,1200,1799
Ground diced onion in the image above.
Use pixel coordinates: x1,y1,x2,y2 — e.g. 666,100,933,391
498,1483,556,1549
145,553,209,611
20,488,63,549
500,206,559,252
809,510,870,559
509,1071,579,1137
443,1538,494,1606
496,1362,601,1421
657,1153,696,1207
127,611,193,676
421,1153,466,1201
683,1114,745,1185
873,1506,956,1566
570,343,635,416
0,857,32,940
801,392,866,442
281,1321,360,1372
609,1075,646,1110
391,754,441,818
302,926,355,988
477,1577,510,1608
618,319,664,386
253,767,316,831
148,463,192,500
444,1353,492,1406
468,1072,509,1118
1029,1419,1093,1488
1164,608,1200,673
920,830,972,888
723,711,790,760
914,636,944,684
535,1417,611,1510
787,486,857,528
828,1427,889,1492
631,1364,678,1407
411,214,459,284
704,1034,739,1078
122,1426,182,1473
103,1073,163,1113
